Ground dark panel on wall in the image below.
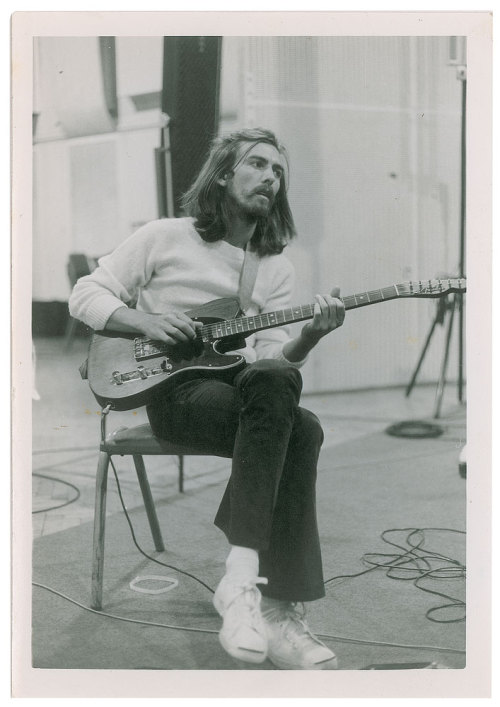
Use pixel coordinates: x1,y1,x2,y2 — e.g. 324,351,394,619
32,301,71,337
162,37,222,213
32,301,91,338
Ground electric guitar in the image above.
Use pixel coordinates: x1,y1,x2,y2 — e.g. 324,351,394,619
86,277,466,410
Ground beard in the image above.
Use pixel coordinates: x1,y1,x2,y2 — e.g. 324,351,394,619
226,189,275,221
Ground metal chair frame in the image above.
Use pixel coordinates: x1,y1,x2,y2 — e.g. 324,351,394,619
91,405,230,610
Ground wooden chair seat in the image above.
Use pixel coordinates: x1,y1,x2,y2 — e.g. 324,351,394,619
101,422,228,458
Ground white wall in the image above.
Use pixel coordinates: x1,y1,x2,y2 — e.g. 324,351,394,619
33,37,164,300
33,36,464,392
224,36,463,392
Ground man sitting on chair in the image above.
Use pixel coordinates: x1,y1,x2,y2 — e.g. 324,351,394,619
69,127,345,670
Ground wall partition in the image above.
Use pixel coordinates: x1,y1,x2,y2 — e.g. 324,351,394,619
220,36,463,392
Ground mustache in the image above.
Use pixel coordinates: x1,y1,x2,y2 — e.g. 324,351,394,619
253,187,275,199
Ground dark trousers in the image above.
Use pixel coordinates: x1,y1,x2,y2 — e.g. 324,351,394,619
147,359,325,601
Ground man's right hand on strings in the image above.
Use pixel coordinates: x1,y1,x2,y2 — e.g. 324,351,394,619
106,308,202,345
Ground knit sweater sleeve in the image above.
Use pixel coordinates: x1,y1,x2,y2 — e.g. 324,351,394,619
253,256,308,368
68,220,164,331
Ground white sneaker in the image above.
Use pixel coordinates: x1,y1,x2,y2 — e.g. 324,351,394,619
262,602,338,670
213,574,269,663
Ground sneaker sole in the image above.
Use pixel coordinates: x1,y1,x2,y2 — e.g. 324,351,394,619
268,653,339,670
219,631,268,664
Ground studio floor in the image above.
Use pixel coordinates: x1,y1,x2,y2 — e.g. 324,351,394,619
30,335,467,680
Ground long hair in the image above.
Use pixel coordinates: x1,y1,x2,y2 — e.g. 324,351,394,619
181,128,296,257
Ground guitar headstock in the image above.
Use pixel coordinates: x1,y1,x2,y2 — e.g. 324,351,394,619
399,278,466,298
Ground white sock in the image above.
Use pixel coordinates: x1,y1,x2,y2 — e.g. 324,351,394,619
225,545,259,579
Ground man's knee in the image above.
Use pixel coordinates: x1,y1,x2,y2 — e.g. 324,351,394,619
242,358,303,394
296,408,324,447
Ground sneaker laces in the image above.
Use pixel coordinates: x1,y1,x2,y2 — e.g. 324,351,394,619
223,576,268,630
262,602,324,649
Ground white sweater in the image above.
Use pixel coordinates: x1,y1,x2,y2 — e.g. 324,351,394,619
69,217,305,366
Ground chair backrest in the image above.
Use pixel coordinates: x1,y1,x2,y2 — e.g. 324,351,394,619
67,253,98,288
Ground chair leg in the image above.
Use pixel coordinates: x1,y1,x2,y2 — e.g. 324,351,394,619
64,316,79,350
91,451,110,611
132,455,165,552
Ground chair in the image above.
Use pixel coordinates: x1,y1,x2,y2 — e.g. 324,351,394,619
91,412,231,610
65,253,98,349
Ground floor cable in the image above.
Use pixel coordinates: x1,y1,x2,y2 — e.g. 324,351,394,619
31,581,465,655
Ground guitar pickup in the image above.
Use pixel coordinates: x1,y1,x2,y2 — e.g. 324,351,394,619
134,337,170,362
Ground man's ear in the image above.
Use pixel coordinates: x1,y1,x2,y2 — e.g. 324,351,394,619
217,171,232,186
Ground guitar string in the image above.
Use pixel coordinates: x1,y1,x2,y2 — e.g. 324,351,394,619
187,290,394,341
196,280,464,339
168,286,411,340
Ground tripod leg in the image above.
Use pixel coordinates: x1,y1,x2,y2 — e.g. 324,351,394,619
458,294,465,402
405,317,440,397
433,300,456,419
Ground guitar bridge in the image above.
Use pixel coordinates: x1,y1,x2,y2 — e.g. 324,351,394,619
111,360,173,385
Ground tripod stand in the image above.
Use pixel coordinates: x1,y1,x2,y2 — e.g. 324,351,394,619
405,292,464,418
405,56,466,419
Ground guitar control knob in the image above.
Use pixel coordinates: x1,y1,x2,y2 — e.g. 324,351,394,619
112,371,123,385
137,365,147,379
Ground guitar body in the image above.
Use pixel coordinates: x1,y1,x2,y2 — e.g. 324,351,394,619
87,298,247,410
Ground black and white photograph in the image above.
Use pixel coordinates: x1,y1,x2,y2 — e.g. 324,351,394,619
11,10,492,699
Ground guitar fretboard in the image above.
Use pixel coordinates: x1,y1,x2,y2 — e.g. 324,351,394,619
199,285,400,340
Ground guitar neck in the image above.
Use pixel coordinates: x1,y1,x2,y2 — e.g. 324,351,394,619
199,277,467,341
200,284,403,341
